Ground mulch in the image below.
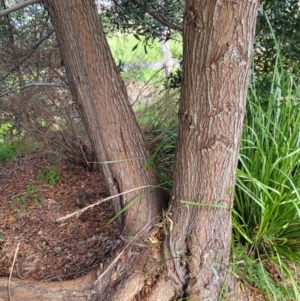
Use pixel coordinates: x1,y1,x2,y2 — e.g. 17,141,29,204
0,151,123,281
0,151,278,301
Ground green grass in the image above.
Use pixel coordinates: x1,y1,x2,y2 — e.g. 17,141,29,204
108,34,162,63
107,34,182,63
136,90,179,191
233,56,300,299
107,34,182,83
122,66,163,83
232,244,294,300
138,50,300,299
0,138,38,162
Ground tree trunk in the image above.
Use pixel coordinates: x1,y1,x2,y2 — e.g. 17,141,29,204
166,0,259,299
0,0,259,300
160,38,173,78
44,0,166,235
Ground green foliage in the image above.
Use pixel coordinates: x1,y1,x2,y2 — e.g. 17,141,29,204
108,34,162,63
0,123,15,141
122,66,163,83
24,184,44,204
253,1,300,97
101,0,183,41
233,59,300,298
170,1,300,90
136,90,179,191
0,137,38,162
107,34,182,83
0,141,18,161
37,166,61,185
256,0,300,75
232,245,294,300
139,45,300,299
234,68,300,254
101,0,183,84
10,184,44,212
164,66,182,89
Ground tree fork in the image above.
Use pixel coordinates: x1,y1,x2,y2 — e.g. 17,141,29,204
0,0,260,300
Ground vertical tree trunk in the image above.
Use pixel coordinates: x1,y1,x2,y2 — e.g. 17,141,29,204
160,38,173,78
44,0,166,235
167,0,259,299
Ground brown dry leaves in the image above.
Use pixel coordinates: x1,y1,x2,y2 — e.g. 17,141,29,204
0,152,122,281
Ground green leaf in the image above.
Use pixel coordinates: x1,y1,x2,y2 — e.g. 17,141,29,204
132,43,139,51
133,33,141,41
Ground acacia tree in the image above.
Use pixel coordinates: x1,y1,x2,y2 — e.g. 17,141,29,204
0,0,259,300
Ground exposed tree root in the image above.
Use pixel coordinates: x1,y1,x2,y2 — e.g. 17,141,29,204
0,233,176,301
0,269,98,301
0,257,258,301
143,278,176,301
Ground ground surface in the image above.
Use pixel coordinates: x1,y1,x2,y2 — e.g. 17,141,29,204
0,151,271,301
0,151,122,281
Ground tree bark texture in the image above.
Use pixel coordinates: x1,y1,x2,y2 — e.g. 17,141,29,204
44,0,166,235
0,1,260,300
167,0,259,299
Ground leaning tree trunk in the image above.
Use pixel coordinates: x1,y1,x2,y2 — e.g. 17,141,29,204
44,0,166,235
165,0,259,299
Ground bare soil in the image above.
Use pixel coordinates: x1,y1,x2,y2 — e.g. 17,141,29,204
0,151,122,281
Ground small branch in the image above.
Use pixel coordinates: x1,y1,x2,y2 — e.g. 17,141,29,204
8,241,20,301
131,0,182,32
0,82,70,98
0,0,41,17
57,185,154,222
0,29,55,82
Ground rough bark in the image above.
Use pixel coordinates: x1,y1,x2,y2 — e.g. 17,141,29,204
44,0,166,235
0,0,260,300
166,0,259,299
